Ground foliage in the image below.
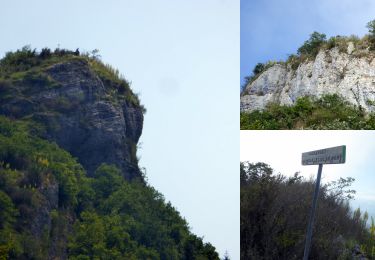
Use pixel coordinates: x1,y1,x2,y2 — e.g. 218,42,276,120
0,116,218,259
367,20,375,36
297,31,327,56
240,94,375,129
367,19,375,50
252,63,265,75
69,164,219,259
241,162,372,259
0,116,86,258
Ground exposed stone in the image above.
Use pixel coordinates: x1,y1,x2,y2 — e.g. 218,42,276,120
0,59,144,180
347,42,355,55
241,47,375,113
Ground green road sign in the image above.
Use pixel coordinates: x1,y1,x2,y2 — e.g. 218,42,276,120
302,145,346,166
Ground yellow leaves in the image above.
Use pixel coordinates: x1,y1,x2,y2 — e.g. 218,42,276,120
37,157,49,167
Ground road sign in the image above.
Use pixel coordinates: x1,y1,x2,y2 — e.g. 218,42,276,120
301,145,346,260
302,145,346,166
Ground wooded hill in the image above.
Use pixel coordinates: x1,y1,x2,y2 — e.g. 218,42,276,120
0,47,219,259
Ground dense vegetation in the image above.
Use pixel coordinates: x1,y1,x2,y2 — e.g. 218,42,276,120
240,94,375,129
241,162,375,259
0,116,219,259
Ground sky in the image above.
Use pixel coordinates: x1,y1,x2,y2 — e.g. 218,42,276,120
240,130,375,221
241,0,375,86
0,1,239,259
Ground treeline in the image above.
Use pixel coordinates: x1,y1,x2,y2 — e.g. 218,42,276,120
240,94,375,130
240,162,375,259
0,116,219,259
0,46,81,76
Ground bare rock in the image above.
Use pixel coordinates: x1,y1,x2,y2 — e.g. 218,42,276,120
0,59,144,180
241,47,375,113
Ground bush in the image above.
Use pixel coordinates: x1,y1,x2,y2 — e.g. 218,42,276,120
39,48,51,59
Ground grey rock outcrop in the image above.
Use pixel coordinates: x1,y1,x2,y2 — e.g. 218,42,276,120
0,59,144,180
241,44,375,112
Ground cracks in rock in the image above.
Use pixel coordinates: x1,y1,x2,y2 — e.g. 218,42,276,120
350,81,363,111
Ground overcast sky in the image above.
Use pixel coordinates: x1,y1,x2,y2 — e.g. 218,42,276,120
241,0,375,86
240,130,375,220
0,1,239,258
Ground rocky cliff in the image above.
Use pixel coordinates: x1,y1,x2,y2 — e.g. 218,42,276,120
241,42,375,112
0,54,144,180
0,48,219,259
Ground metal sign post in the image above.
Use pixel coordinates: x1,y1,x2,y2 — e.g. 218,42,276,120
301,145,346,260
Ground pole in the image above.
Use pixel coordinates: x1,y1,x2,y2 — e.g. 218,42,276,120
303,164,323,260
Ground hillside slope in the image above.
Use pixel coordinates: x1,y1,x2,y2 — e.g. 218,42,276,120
0,47,219,259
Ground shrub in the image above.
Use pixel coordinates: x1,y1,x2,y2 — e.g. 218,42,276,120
240,94,373,130
39,48,51,59
253,63,265,75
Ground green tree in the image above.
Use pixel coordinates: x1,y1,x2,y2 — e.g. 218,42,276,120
367,19,375,36
68,211,107,258
92,163,124,200
367,19,375,50
253,63,265,75
0,191,18,228
297,31,327,56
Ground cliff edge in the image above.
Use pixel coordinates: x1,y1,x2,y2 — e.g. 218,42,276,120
0,48,144,180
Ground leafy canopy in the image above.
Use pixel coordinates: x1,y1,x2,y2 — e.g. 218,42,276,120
0,116,219,259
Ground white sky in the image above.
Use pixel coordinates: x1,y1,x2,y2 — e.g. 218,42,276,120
241,130,375,219
0,1,239,259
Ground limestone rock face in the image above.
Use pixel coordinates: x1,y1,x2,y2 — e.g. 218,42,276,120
0,59,144,180
241,45,375,112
